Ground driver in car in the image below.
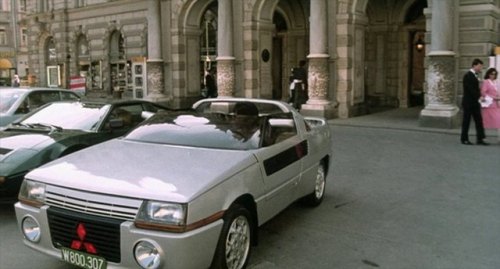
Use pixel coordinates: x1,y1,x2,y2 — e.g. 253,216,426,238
231,102,261,143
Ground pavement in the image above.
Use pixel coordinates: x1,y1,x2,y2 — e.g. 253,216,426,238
248,107,500,269
328,106,499,143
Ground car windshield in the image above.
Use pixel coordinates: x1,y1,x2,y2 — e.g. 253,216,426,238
19,102,110,131
0,89,25,113
124,110,263,150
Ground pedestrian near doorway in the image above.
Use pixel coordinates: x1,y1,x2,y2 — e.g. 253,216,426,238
288,68,295,104
12,74,20,87
289,60,308,110
480,67,500,143
204,67,217,98
460,58,488,145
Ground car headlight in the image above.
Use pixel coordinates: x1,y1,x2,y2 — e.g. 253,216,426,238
134,201,186,232
18,180,46,208
134,240,162,269
22,216,41,243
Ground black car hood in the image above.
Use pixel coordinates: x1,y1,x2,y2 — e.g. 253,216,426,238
0,129,87,152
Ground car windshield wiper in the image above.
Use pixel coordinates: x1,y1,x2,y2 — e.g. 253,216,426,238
10,122,31,128
26,123,63,131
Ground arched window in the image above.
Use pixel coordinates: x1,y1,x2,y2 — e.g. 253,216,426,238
200,2,218,94
109,31,125,61
200,3,217,72
77,35,89,59
46,37,56,64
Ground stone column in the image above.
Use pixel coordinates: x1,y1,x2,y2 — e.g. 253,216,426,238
146,0,168,103
301,0,334,118
419,0,459,128
216,0,235,97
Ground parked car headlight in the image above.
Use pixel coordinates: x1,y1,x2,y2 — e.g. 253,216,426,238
18,180,46,208
135,201,186,232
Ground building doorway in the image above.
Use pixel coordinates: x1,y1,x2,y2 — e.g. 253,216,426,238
45,37,60,87
0,59,14,86
200,3,218,98
405,0,427,107
109,31,126,97
272,37,283,100
409,30,425,107
272,11,288,101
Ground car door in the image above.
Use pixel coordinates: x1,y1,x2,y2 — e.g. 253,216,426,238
252,115,305,223
292,117,321,200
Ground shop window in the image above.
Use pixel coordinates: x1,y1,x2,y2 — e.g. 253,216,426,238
21,29,28,47
19,0,27,11
0,30,7,45
76,0,87,8
39,0,52,12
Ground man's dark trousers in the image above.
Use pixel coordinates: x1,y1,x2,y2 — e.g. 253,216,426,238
461,70,486,142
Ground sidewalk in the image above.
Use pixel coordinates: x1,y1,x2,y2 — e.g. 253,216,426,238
328,106,498,139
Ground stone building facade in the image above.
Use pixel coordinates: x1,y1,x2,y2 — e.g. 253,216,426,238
0,0,28,85
21,0,500,126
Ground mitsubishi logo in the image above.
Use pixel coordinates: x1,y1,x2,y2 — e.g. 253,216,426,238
70,223,98,254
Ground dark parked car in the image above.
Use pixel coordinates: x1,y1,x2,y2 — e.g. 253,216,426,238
0,87,81,127
0,99,168,199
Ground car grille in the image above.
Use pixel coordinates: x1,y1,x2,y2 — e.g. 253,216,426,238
47,207,123,263
45,185,142,221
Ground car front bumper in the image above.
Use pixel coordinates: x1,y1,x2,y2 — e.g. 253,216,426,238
15,202,223,269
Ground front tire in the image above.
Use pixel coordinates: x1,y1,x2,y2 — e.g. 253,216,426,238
301,163,326,206
211,204,252,269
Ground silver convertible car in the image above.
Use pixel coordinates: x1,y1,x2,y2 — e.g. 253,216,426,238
15,98,332,269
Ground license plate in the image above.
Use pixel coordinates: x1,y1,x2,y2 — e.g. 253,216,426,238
61,247,107,269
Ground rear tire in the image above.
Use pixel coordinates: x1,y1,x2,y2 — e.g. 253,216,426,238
211,204,252,269
301,163,326,206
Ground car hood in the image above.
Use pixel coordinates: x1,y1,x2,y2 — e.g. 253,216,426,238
0,130,89,176
0,129,86,153
0,132,53,152
27,139,259,203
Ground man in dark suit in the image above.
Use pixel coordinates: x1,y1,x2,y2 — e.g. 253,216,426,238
460,58,488,145
290,60,308,110
204,67,217,98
